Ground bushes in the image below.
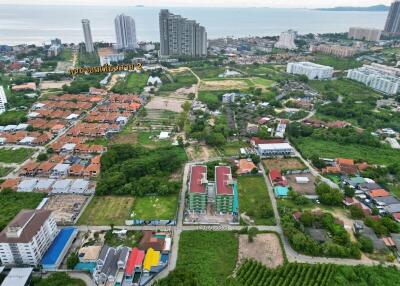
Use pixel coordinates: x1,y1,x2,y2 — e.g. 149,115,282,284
96,145,186,196
316,183,344,206
358,236,374,253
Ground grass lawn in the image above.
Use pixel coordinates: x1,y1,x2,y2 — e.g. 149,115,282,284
292,137,400,165
131,195,178,220
221,141,249,156
237,176,275,225
0,148,34,163
198,90,226,110
176,231,238,286
191,67,225,79
0,167,13,177
313,54,362,70
112,72,149,94
0,191,45,230
85,137,109,146
104,230,143,248
159,71,197,92
77,196,134,225
137,131,172,148
0,111,27,125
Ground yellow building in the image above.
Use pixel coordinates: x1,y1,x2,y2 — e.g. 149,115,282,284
143,248,160,272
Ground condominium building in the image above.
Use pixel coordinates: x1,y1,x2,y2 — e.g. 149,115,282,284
98,47,125,66
347,66,400,95
348,27,382,41
0,210,58,266
309,44,358,58
188,165,208,213
384,1,400,36
115,14,137,50
0,85,7,114
215,166,237,214
159,9,207,57
82,19,95,53
275,30,297,50
365,63,400,77
287,62,334,80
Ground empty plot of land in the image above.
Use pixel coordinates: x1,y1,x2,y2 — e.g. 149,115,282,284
43,195,88,224
200,79,248,91
238,233,284,268
286,173,316,195
186,145,217,161
40,80,71,89
263,158,306,171
77,196,134,225
146,97,187,113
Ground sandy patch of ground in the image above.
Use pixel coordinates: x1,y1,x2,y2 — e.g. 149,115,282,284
186,145,217,161
238,233,284,268
200,79,248,91
172,85,196,97
286,173,316,195
263,158,306,171
146,96,187,113
40,80,71,89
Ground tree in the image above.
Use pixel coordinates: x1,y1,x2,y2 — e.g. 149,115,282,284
310,154,326,169
26,125,34,132
349,205,365,219
358,236,373,253
250,154,261,165
298,74,309,83
67,252,79,269
37,153,48,162
205,132,225,146
316,183,344,206
344,186,355,198
248,227,258,242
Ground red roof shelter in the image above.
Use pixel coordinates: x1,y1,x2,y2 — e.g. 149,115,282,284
125,247,145,276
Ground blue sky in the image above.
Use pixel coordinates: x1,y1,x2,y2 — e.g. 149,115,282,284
0,0,394,8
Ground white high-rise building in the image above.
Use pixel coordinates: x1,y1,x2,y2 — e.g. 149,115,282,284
114,14,138,50
348,27,382,42
347,66,400,95
0,86,7,114
0,210,58,266
275,30,297,50
82,19,95,53
287,62,334,80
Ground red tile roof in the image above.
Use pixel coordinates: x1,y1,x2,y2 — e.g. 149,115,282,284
215,166,234,195
369,189,390,198
269,169,282,181
125,247,145,275
251,137,285,145
189,165,207,194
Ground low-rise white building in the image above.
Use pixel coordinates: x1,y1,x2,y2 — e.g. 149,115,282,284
287,62,334,80
347,66,400,95
257,142,294,157
0,209,58,266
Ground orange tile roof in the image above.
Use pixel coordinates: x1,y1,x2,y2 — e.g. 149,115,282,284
369,189,390,198
0,178,20,190
336,158,354,166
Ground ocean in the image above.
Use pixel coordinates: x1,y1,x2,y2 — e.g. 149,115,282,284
0,5,389,45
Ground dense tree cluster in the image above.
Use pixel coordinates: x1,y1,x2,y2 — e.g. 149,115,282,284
315,183,344,206
62,74,103,94
96,145,186,196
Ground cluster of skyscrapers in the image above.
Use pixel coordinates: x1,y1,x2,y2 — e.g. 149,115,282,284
80,10,207,58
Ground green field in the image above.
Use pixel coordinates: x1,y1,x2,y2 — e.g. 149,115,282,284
131,195,178,220
198,90,226,110
221,141,249,156
0,191,45,230
159,71,197,92
237,176,275,225
112,72,149,94
77,196,134,225
176,231,238,286
0,148,35,163
0,167,13,177
191,67,226,79
0,111,27,126
292,137,400,165
137,131,172,148
313,54,362,70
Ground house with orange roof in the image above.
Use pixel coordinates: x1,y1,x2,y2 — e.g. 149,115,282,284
0,178,20,191
84,164,100,177
36,161,56,177
51,124,65,135
69,164,85,177
20,162,40,176
369,189,390,198
237,159,257,175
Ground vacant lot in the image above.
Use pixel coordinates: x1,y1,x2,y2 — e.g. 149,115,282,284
221,141,249,157
0,148,35,163
286,173,316,195
200,79,248,91
186,145,217,161
238,233,284,268
131,195,178,220
263,158,306,171
40,80,71,89
0,191,45,230
78,196,134,225
293,137,400,165
176,231,238,286
112,72,149,94
237,176,275,225
146,96,187,113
